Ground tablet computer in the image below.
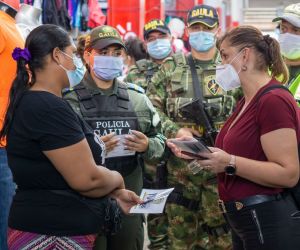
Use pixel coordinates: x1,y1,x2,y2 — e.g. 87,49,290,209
168,138,211,159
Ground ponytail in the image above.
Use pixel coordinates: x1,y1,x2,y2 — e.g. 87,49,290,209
264,35,289,84
0,58,30,142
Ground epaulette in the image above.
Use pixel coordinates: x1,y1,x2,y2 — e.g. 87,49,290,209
126,82,145,94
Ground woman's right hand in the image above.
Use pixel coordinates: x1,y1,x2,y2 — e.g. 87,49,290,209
166,136,195,160
101,133,119,152
110,189,143,214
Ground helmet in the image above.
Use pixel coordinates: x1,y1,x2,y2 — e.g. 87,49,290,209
0,0,20,11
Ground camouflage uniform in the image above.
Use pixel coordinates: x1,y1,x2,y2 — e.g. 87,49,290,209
64,72,166,250
147,51,235,250
125,59,170,250
125,19,175,250
125,59,159,91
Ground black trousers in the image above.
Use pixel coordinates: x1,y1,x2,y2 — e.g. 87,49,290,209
225,195,300,250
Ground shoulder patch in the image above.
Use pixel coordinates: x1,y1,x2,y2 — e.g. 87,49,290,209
127,82,145,94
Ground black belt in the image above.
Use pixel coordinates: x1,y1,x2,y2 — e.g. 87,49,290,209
219,193,283,213
202,223,230,237
167,186,200,211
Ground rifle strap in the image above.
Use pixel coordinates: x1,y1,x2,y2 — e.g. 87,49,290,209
187,54,203,102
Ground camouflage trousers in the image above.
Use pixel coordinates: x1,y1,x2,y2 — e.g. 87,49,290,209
144,163,170,250
164,156,232,250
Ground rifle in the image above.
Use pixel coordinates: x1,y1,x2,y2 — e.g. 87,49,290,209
156,161,168,189
179,98,218,146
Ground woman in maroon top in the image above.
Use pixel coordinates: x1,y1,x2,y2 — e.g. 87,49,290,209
168,26,300,249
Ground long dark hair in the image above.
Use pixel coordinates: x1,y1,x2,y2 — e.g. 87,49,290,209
0,24,71,144
217,26,289,83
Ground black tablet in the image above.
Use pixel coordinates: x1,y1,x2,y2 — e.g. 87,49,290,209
168,138,211,159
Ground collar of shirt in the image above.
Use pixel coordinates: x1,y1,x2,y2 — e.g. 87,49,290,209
82,71,120,96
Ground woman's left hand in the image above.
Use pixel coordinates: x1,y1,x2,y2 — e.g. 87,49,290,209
194,147,232,174
110,189,143,214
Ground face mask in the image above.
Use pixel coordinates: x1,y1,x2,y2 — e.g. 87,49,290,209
216,50,244,91
278,33,300,60
189,31,215,52
59,52,86,88
147,38,172,60
93,56,123,81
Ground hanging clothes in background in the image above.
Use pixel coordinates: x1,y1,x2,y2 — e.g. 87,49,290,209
56,0,71,31
17,0,106,32
42,0,71,31
81,0,89,31
88,0,106,28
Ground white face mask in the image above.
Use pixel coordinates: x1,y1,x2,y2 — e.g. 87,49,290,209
278,33,300,60
216,50,244,91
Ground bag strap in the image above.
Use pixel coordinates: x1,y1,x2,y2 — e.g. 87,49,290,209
256,84,299,150
256,84,291,102
187,54,203,101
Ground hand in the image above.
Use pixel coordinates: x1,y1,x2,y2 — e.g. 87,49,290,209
124,130,149,153
176,127,201,138
166,136,195,160
101,133,119,152
194,147,231,174
110,189,143,214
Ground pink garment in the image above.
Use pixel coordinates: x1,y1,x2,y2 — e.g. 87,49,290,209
87,0,106,28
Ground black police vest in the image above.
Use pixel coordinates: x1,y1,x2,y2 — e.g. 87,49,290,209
74,82,139,177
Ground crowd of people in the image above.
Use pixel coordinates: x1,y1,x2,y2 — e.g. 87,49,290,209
0,0,300,250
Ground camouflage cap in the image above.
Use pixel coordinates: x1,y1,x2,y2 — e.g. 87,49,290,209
273,3,300,28
143,19,170,39
85,25,126,50
187,4,219,28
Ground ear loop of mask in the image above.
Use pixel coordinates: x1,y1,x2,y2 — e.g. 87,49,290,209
59,50,75,71
217,48,246,72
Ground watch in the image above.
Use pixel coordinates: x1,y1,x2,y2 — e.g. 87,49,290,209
224,155,237,176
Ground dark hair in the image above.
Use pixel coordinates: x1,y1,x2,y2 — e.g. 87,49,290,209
76,34,88,63
217,25,289,83
0,24,71,143
124,37,148,62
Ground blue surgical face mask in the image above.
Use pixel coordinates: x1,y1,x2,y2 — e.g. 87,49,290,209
59,52,86,88
147,38,172,60
189,31,216,52
93,56,123,81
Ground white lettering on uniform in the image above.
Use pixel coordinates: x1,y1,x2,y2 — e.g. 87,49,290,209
96,122,102,129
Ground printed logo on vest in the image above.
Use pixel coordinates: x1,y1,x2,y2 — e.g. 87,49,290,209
94,120,132,136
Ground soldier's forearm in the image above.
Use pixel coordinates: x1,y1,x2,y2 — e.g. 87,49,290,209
142,137,165,164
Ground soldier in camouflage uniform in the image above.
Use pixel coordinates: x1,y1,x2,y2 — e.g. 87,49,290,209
147,5,235,250
125,19,173,91
125,19,174,250
63,25,166,250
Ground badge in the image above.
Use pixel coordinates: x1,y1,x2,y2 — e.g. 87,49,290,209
205,75,220,95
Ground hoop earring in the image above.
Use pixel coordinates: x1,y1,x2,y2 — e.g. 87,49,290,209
242,65,247,71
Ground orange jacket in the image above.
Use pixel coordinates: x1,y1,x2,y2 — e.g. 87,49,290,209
0,11,24,146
